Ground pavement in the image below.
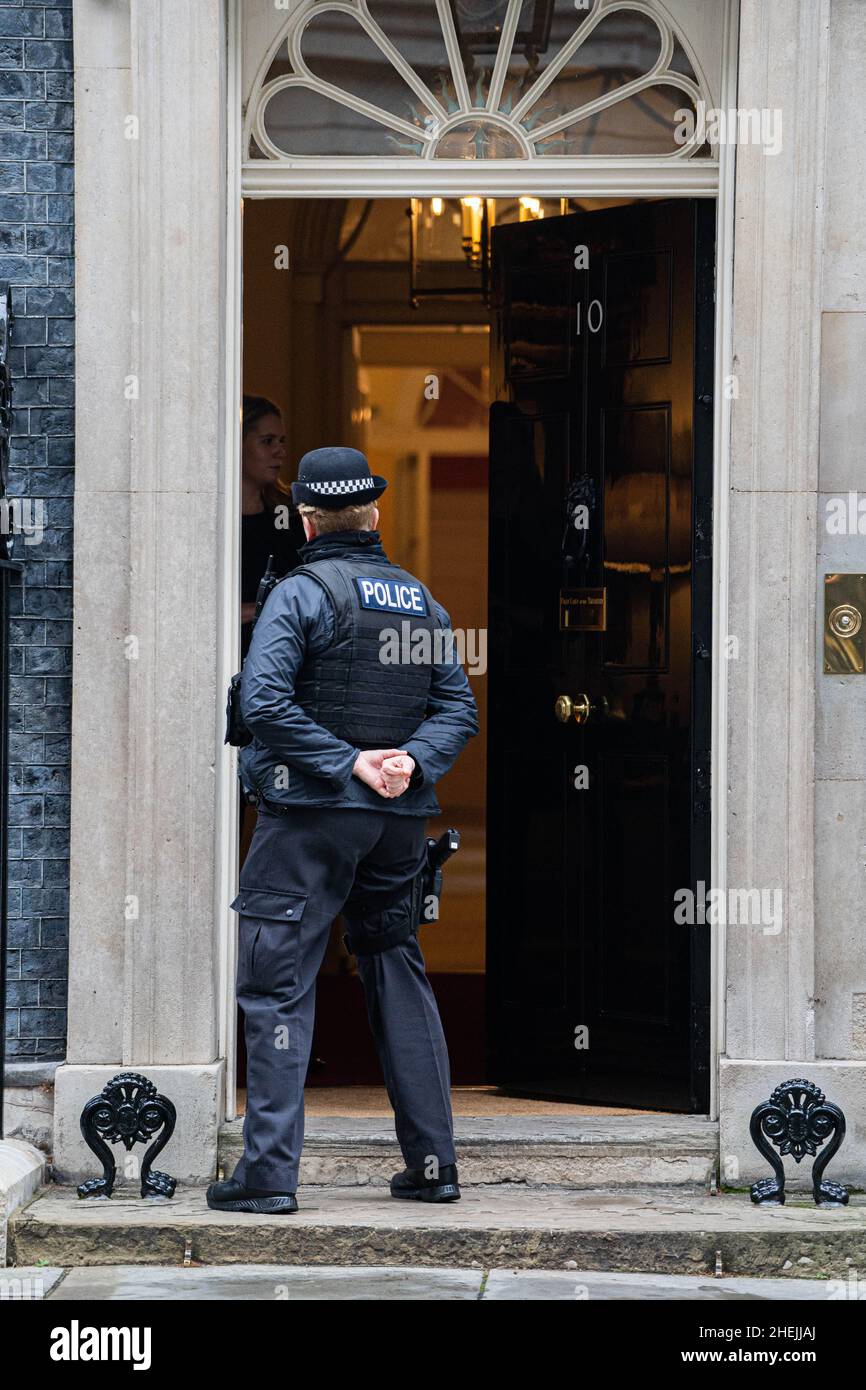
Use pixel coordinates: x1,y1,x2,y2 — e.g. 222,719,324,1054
2,1264,856,1301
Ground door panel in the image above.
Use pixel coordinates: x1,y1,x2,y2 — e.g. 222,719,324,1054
487,200,714,1111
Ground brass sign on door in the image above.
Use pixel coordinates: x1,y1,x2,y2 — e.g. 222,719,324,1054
824,574,866,674
560,586,606,632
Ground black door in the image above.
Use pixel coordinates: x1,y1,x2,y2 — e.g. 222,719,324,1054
486,200,713,1112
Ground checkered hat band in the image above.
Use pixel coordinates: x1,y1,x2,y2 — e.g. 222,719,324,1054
306,478,377,495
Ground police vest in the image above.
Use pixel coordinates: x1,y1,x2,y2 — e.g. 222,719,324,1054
292,556,439,747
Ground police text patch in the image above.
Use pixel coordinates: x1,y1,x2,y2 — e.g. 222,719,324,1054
354,576,429,616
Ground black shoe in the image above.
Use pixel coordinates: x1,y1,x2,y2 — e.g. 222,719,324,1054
206,1178,298,1215
390,1163,461,1203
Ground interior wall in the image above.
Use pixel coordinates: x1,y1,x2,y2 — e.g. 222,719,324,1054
242,200,347,467
356,355,489,974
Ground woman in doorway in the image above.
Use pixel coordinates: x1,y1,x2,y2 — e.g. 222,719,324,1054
239,397,326,1083
241,395,305,659
239,395,304,869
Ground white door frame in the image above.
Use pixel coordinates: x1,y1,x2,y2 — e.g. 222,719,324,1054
220,0,740,1121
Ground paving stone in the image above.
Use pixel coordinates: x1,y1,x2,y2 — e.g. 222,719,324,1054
36,1263,854,1301
0,1265,64,1298
483,1269,843,1300
49,1263,484,1301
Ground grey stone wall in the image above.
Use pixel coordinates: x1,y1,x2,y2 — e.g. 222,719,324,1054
1,0,73,1062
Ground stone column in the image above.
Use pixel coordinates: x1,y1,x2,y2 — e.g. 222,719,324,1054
720,0,866,1185
815,0,866,1071
53,0,228,1182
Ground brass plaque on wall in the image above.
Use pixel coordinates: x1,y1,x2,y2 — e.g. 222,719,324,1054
824,573,866,674
560,587,606,632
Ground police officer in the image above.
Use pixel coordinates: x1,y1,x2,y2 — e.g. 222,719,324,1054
207,447,478,1215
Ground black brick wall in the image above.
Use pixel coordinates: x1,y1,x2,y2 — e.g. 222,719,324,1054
0,0,73,1062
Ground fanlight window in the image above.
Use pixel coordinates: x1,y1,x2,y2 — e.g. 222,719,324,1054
247,0,712,162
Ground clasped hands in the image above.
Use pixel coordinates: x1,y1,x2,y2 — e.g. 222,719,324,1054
352,748,415,799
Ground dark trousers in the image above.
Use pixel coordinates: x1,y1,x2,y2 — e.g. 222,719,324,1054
231,805,455,1192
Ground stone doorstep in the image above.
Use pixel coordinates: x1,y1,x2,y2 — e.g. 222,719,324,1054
219,1115,721,1188
9,1185,866,1280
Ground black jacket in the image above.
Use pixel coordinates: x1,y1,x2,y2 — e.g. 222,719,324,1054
238,531,479,815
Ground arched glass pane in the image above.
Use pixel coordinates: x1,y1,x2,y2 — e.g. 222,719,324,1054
450,0,556,110
261,86,424,158
301,9,434,130
493,0,597,116
534,86,697,157
263,38,292,86
668,35,698,82
435,121,527,158
366,0,460,113
249,0,712,161
519,9,663,136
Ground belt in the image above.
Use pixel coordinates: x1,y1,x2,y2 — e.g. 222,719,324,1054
253,792,294,817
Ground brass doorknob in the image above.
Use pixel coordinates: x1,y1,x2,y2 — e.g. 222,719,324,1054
572,693,591,724
554,693,592,724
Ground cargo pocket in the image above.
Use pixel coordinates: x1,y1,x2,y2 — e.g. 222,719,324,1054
230,888,307,996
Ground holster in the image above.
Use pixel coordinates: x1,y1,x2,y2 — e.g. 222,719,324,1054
342,882,420,959
224,556,280,747
342,830,460,957
225,670,252,748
